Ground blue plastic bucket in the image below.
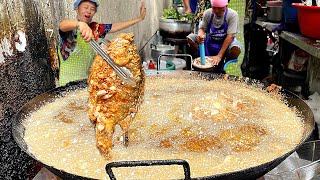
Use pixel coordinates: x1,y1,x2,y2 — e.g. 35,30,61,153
283,0,301,23
223,59,238,71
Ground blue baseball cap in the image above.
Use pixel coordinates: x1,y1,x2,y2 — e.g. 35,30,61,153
74,0,99,10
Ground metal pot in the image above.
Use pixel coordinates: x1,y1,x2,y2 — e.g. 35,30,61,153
150,44,176,62
267,6,283,22
12,72,315,180
159,18,192,38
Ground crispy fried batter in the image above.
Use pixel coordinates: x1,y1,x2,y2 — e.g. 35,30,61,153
266,84,282,94
158,127,223,152
88,33,145,158
218,125,266,152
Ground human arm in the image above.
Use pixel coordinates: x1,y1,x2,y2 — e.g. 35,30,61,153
226,10,239,35
196,28,206,44
59,20,93,42
195,9,211,43
210,34,234,65
109,1,146,33
183,0,192,13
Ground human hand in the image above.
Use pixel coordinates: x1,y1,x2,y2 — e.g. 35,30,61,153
139,0,146,20
196,34,205,44
78,21,93,42
209,56,222,66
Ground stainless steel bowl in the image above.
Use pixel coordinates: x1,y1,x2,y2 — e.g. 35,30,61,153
267,6,283,22
159,18,192,38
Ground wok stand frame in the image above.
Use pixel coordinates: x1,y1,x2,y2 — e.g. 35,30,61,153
105,159,191,180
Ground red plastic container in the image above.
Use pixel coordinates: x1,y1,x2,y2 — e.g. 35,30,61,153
292,3,320,39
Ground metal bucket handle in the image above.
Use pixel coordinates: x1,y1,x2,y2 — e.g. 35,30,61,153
150,43,157,50
105,159,191,180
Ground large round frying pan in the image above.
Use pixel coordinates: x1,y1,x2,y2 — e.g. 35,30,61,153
11,71,315,180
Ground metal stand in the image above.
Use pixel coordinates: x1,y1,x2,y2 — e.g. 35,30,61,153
162,37,190,68
163,37,188,54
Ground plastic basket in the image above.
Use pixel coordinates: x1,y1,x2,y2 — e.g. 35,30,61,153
292,3,320,39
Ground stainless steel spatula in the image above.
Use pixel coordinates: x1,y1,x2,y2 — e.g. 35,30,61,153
89,40,136,86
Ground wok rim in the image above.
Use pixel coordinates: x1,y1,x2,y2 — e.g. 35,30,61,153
11,72,315,179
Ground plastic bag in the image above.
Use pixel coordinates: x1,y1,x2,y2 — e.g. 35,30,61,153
287,48,309,72
305,92,320,125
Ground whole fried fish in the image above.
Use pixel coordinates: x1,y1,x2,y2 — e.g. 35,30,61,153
88,33,145,158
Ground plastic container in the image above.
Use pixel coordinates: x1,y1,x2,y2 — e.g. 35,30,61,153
292,3,320,39
159,60,167,70
148,60,156,69
144,60,175,70
164,60,176,70
172,58,186,70
283,0,300,24
223,59,238,74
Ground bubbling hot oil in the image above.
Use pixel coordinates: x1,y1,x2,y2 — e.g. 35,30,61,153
24,77,304,179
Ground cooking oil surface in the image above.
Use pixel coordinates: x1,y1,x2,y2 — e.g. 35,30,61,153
24,76,304,179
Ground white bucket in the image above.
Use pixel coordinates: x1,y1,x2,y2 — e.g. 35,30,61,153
172,58,186,70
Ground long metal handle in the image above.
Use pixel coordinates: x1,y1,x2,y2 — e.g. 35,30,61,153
89,40,135,86
105,159,191,180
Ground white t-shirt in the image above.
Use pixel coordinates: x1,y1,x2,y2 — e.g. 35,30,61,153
199,8,239,35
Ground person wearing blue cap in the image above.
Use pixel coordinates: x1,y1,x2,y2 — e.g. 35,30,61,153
58,0,146,86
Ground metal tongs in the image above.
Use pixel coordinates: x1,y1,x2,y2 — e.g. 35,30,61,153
89,40,136,86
